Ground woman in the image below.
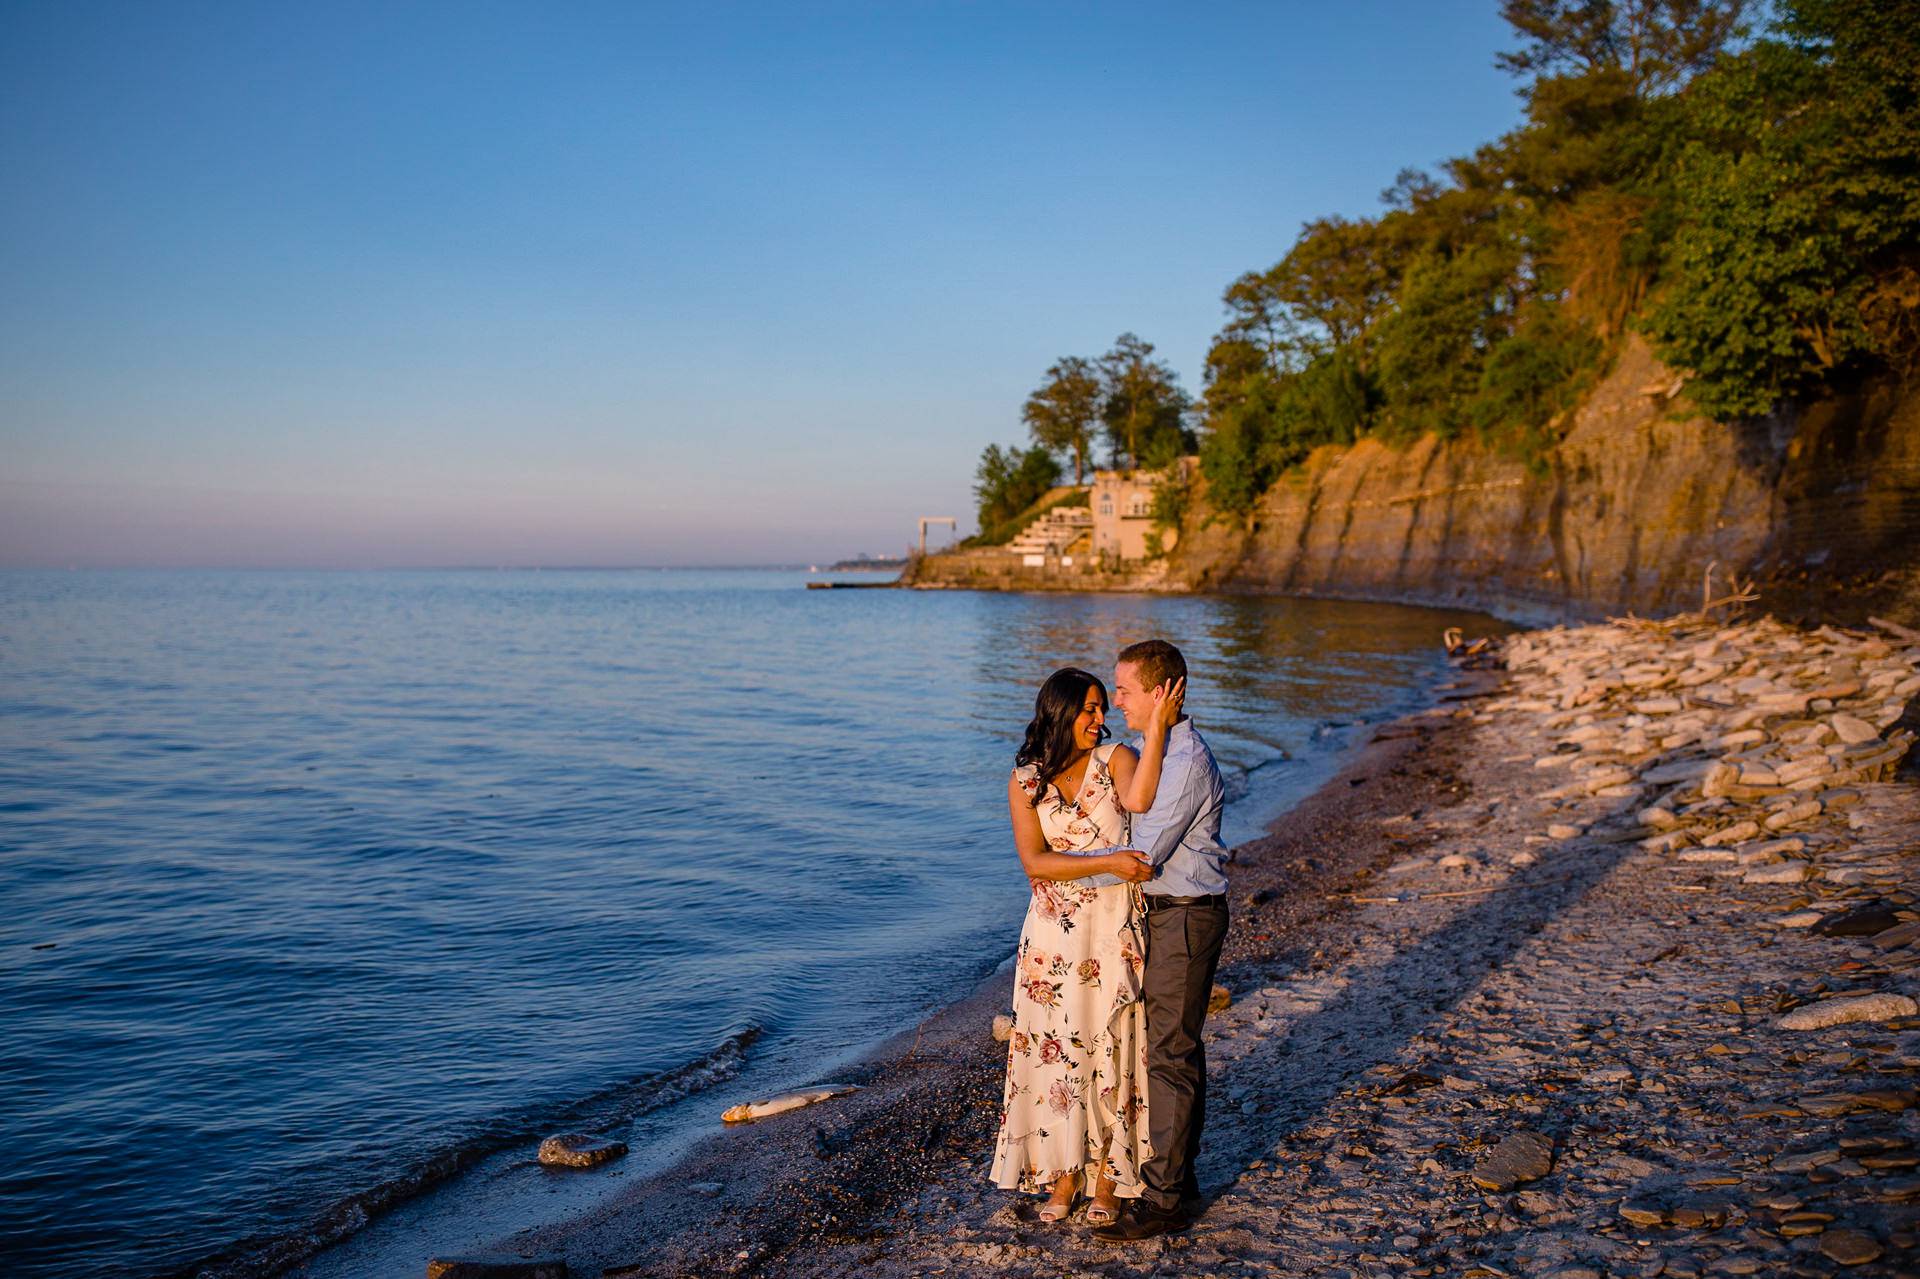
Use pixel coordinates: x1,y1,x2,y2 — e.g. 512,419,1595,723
988,665,1183,1223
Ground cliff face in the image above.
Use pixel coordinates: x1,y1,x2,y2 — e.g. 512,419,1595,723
1166,337,1920,626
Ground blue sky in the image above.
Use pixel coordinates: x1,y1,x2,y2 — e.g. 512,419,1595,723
1,1,1523,567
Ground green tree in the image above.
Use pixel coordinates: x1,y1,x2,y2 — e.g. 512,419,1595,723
1098,333,1191,468
1642,0,1920,415
1496,0,1751,95
1021,356,1101,484
973,443,1062,532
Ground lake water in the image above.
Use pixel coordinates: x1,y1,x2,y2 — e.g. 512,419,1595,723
0,569,1505,1277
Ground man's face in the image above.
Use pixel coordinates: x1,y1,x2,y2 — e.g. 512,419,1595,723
1111,659,1148,731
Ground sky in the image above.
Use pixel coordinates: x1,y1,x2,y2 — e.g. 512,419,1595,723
0,1,1525,568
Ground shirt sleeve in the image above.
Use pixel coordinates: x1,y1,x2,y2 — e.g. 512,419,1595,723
1123,743,1202,868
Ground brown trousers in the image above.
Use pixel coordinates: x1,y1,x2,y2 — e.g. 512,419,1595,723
1139,898,1229,1212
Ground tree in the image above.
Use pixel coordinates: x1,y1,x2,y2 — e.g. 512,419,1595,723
1097,333,1191,469
1225,217,1407,374
1022,356,1101,484
1642,0,1920,415
973,443,1062,533
1496,0,1750,96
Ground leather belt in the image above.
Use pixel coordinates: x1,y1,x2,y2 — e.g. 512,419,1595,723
1143,893,1227,910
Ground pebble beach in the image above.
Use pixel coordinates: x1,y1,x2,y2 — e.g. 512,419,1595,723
429,609,1920,1279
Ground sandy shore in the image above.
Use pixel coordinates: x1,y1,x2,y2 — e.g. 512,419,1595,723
427,614,1920,1279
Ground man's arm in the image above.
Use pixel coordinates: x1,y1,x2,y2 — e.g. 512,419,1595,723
1124,742,1206,868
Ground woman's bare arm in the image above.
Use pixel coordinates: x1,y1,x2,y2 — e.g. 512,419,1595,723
1008,774,1152,883
1112,677,1184,813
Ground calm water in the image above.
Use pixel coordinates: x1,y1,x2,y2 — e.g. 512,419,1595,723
0,569,1504,1277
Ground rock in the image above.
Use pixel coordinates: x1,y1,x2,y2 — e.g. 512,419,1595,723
1742,862,1807,884
1702,762,1740,798
1678,848,1738,863
426,1257,569,1279
1819,1229,1883,1266
688,1181,724,1196
1764,800,1823,831
1775,993,1919,1030
722,1083,861,1123
1668,1199,1730,1229
1702,820,1761,846
1511,849,1541,868
1437,852,1478,870
1831,713,1880,745
1773,1149,1841,1173
991,1014,1014,1042
1548,824,1582,840
1209,984,1231,1014
1472,1128,1554,1192
1641,806,1681,829
1619,1203,1666,1226
1776,911,1826,928
1811,901,1902,937
1872,920,1920,950
535,1134,627,1169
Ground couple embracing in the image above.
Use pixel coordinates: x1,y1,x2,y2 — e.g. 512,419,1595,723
988,638,1229,1243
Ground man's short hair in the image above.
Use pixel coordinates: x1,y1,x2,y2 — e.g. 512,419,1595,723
1117,638,1186,691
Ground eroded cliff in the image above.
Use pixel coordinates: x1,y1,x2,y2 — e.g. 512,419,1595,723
1162,338,1920,625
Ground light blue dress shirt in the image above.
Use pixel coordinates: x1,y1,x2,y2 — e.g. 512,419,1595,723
1073,718,1230,895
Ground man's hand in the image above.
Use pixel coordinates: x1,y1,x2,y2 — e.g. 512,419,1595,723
1106,850,1154,883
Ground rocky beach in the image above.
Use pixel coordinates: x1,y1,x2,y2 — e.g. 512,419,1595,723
425,608,1920,1279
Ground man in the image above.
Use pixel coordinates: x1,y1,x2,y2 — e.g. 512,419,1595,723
1075,638,1230,1241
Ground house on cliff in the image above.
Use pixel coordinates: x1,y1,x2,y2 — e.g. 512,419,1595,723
1092,461,1191,561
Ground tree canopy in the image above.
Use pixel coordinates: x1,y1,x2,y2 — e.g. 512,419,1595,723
1186,0,1919,515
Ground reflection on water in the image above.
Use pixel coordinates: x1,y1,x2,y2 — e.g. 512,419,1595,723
0,570,1507,1278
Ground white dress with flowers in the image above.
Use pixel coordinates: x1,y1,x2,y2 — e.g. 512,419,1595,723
989,743,1151,1197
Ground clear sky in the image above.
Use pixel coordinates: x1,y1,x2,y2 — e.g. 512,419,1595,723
1,1,1524,568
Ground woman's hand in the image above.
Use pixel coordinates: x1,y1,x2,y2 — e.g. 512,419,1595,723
1146,676,1186,737
1106,850,1154,883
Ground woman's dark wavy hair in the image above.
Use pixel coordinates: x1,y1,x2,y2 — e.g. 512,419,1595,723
1016,667,1109,807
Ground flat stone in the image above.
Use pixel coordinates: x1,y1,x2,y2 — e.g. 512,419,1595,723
1703,820,1762,846
1872,920,1920,950
1744,862,1809,884
1777,911,1826,928
426,1257,569,1279
1548,824,1582,840
1812,901,1903,937
991,1013,1014,1041
1831,714,1880,745
689,1180,724,1196
1209,984,1231,1013
535,1134,628,1169
1797,1089,1916,1117
1775,993,1919,1030
1620,1203,1667,1226
1773,1150,1841,1173
1472,1128,1554,1192
1819,1228,1883,1265
1765,800,1824,831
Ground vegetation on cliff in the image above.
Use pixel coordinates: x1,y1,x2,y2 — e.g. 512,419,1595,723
984,1,1918,533
1191,0,1919,514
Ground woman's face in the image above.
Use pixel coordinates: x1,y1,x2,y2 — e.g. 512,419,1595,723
1071,686,1107,752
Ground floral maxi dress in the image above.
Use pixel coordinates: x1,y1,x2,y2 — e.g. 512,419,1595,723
989,743,1151,1196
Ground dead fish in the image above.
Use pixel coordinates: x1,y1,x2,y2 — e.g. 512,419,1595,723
722,1084,860,1124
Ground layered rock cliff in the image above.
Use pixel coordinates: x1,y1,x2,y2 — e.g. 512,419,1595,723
907,337,1918,626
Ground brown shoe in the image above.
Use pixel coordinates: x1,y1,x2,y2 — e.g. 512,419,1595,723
1091,1200,1188,1243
